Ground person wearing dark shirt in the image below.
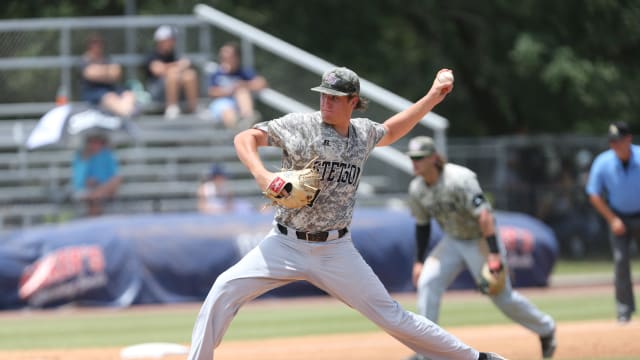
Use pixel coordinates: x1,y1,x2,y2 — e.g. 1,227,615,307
80,34,137,118
145,25,199,120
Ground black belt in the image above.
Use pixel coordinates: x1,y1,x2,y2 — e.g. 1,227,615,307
277,223,348,242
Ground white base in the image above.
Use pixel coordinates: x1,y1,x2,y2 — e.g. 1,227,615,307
120,342,189,359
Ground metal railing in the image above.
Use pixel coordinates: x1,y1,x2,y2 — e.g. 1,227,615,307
0,15,208,107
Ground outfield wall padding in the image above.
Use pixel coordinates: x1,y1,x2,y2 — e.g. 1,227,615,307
0,208,557,310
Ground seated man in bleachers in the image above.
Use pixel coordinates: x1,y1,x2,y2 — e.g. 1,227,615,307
144,25,200,120
80,33,138,118
197,163,255,214
71,131,122,217
197,163,233,214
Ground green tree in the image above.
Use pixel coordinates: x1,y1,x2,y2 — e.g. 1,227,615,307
212,0,640,136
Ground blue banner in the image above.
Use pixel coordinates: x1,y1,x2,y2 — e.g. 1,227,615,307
0,208,557,310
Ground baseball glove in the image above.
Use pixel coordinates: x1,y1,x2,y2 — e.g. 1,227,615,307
478,262,507,296
263,166,321,209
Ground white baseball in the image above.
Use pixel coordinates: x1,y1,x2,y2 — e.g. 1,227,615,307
438,71,454,83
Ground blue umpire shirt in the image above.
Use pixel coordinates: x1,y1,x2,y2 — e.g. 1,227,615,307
586,144,640,214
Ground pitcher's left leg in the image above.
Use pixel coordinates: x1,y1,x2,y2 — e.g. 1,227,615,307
310,236,480,360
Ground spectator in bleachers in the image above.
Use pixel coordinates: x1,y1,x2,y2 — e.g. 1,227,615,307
144,25,199,120
71,131,122,217
80,33,138,118
197,163,233,214
207,42,267,129
197,163,256,214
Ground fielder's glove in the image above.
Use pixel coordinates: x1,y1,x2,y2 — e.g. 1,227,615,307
263,167,321,209
478,259,506,296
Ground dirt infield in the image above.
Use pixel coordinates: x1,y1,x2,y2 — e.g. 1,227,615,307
0,319,638,360
218,320,640,360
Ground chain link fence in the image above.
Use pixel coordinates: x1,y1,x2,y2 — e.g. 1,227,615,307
446,135,612,258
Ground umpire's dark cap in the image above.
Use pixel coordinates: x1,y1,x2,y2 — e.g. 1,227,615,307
406,136,437,158
311,67,360,96
608,121,631,141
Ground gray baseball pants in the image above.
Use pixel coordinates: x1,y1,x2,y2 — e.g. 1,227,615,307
417,234,555,336
187,225,480,360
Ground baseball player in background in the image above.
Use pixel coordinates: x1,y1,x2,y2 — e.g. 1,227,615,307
186,67,507,360
586,121,640,323
404,136,557,360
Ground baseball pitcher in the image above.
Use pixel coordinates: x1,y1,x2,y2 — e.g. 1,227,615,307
186,67,507,360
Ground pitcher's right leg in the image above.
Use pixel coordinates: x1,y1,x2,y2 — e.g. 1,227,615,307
187,231,297,360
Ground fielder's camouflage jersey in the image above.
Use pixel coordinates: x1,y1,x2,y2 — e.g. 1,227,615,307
254,111,386,232
407,163,492,240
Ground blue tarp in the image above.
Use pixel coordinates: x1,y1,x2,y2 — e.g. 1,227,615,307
0,208,557,310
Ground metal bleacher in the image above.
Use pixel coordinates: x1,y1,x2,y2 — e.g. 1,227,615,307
0,4,447,230
0,114,278,228
0,113,392,229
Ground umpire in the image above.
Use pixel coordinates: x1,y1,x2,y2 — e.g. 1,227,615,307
586,121,640,323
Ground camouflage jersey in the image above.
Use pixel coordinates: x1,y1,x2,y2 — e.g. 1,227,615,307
254,111,386,232
407,163,492,240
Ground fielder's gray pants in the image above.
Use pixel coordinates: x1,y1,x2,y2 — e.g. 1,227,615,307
417,234,555,336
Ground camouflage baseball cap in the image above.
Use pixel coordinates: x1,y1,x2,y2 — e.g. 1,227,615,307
406,136,437,158
310,67,360,96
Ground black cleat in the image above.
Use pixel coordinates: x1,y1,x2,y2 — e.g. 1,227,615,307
540,329,557,358
404,354,427,360
617,313,631,324
479,352,508,360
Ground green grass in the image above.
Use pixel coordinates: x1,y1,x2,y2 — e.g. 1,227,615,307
0,258,634,357
552,259,639,275
0,310,196,349
0,288,617,350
